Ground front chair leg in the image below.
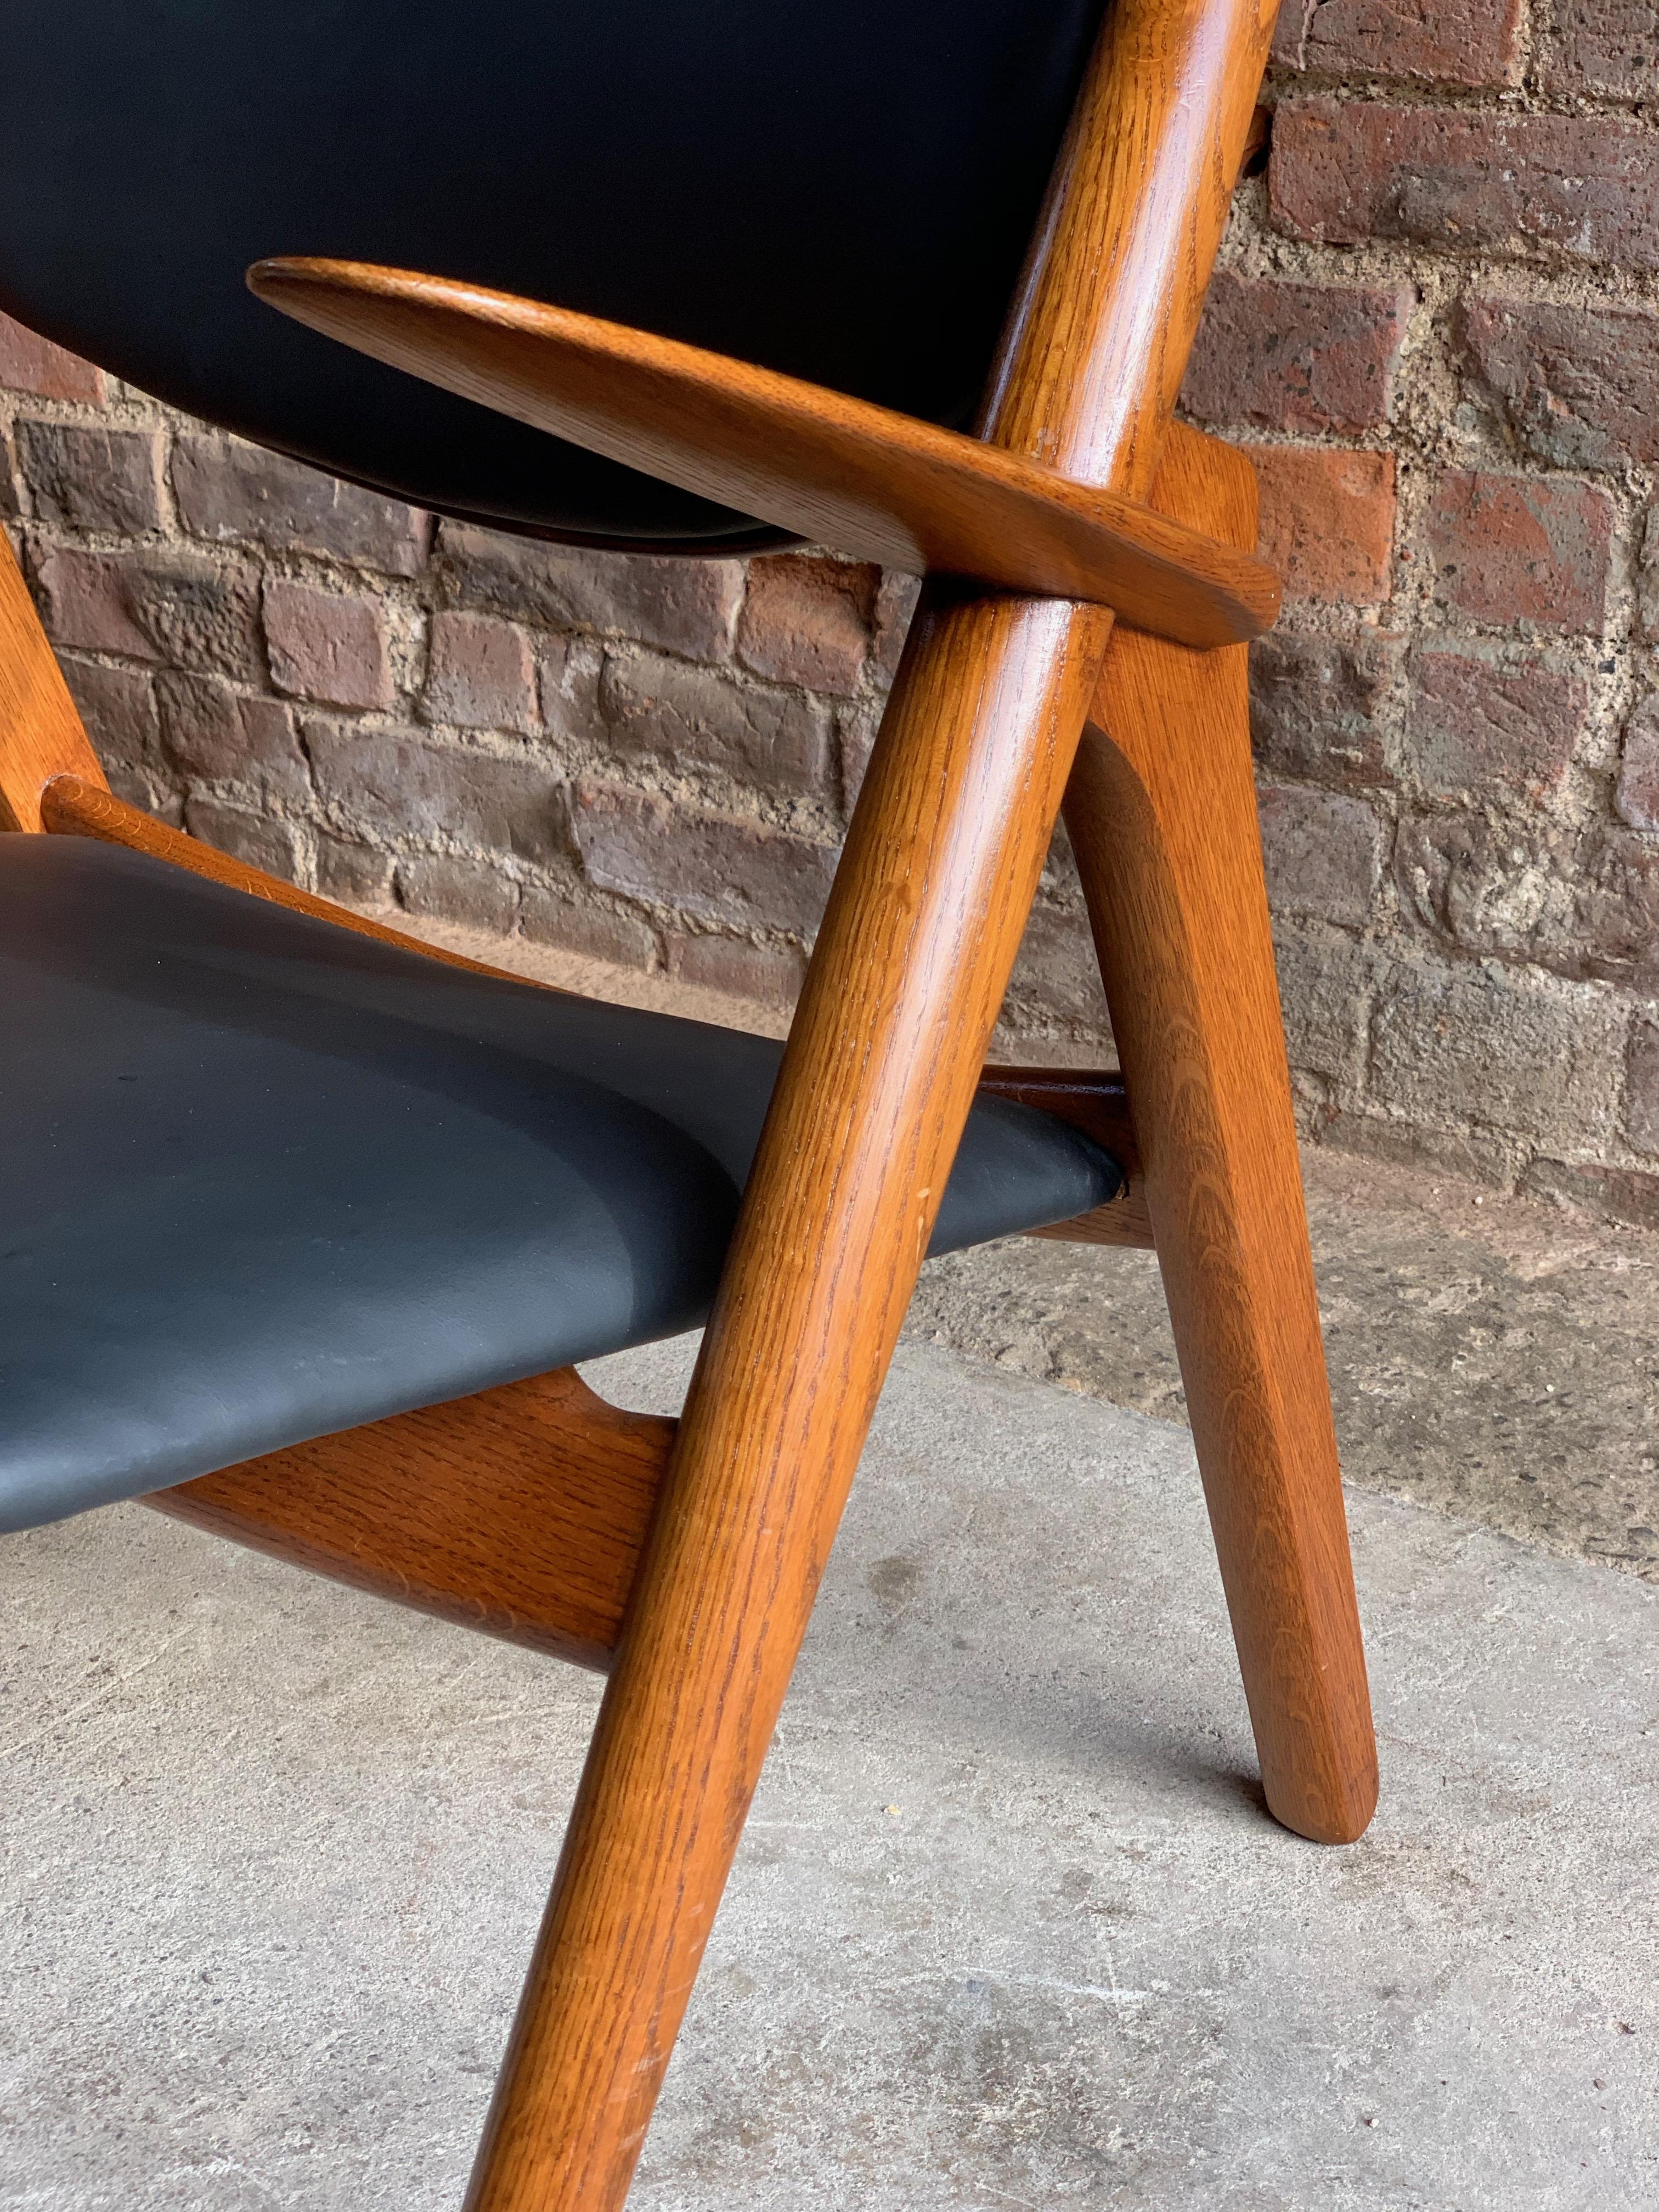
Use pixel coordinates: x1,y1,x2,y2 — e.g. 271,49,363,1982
1065,436,1378,1847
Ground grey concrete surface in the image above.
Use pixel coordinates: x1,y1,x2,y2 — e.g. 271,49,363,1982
5,1336,1657,2209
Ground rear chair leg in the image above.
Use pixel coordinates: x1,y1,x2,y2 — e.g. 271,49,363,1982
1065,431,1378,1847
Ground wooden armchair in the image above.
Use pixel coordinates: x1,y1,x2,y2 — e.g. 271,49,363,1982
0,0,1375,2201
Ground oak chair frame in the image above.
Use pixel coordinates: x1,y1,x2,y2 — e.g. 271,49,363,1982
1,0,1377,2202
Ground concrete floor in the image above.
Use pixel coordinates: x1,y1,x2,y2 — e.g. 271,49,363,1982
5,1333,1657,2209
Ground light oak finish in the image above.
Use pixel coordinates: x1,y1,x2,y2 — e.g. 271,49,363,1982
1069,414,1378,1844
249,258,1279,651
0,531,106,829
460,7,1306,2209
146,1369,676,1673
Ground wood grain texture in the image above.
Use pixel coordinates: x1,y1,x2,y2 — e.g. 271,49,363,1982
461,7,1285,2208
1068,418,1378,1845
145,1369,675,1672
247,258,1278,650
0,533,106,830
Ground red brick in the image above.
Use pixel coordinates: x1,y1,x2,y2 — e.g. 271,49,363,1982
264,579,392,710
0,312,105,402
1458,296,1659,473
1520,1159,1659,1232
1547,0,1659,97
185,797,303,881
572,781,838,934
1182,272,1410,436
1615,696,1659,831
666,932,808,1008
438,524,743,661
0,430,18,520
1256,782,1385,926
1402,644,1588,800
173,435,430,576
315,834,394,909
1628,1017,1659,1156
1246,445,1395,604
307,721,571,865
36,548,263,677
599,650,831,797
1640,507,1659,643
1271,0,1523,83
1424,471,1613,635
520,889,659,970
155,673,310,800
15,421,163,534
58,656,161,782
424,611,537,732
394,853,519,934
1249,630,1398,781
1271,101,1659,274
735,555,878,695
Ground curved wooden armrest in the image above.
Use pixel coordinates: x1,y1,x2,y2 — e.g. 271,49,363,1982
249,257,1279,650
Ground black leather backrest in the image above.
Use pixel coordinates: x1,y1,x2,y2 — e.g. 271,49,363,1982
0,2,1105,550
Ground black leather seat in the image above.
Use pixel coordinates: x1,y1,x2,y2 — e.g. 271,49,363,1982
0,0,1105,549
0,838,1119,1533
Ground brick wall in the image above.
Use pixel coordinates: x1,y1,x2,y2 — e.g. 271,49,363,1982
3,0,1658,1226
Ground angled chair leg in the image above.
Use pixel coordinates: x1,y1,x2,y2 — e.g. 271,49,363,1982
1065,429,1378,1847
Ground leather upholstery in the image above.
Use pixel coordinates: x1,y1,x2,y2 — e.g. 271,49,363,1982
0,2,1105,550
0,838,1121,1533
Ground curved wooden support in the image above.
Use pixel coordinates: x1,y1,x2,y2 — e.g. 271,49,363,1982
0,531,106,830
1066,423,1378,1845
460,7,1284,2208
248,258,1278,650
144,1368,675,1673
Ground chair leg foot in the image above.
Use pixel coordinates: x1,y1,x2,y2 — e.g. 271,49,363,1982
1068,585,1377,1847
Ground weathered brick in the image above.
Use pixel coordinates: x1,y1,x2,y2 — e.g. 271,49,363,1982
1397,814,1659,984
1458,296,1659,472
0,312,105,402
1615,696,1659,831
36,548,263,677
1270,0,1523,84
1401,644,1588,800
172,435,429,575
1628,1017,1659,1155
1271,102,1659,274
666,932,808,1008
424,611,537,732
394,853,520,934
1369,952,1623,1141
1424,471,1612,635
1249,629,1398,780
1001,900,1110,1029
185,797,303,881
1639,506,1659,643
0,430,18,520
307,723,571,866
58,656,162,780
1256,782,1384,926
315,833,395,909
1272,921,1375,1081
155,673,310,800
599,650,831,796
1520,1158,1659,1232
1182,272,1411,435
520,887,659,970
265,579,393,710
735,555,878,695
537,634,605,743
572,780,838,934
1547,0,1659,98
1247,445,1395,603
871,571,922,686
438,524,742,661
15,421,163,535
